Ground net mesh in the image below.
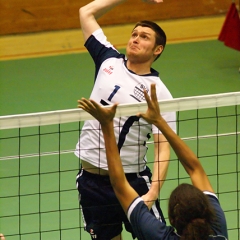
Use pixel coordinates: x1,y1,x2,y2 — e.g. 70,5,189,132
0,91,239,239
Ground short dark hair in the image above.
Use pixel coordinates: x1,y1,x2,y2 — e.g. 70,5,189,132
133,20,167,61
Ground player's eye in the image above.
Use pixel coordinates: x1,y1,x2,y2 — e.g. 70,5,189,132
131,33,138,38
141,35,148,40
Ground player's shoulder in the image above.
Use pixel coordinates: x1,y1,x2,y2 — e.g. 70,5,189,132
86,28,120,54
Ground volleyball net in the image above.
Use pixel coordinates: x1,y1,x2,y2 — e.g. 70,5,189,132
0,91,240,239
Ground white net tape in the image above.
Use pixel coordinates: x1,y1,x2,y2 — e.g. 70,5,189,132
0,91,240,130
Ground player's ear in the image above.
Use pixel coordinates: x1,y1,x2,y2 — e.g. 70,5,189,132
153,45,163,58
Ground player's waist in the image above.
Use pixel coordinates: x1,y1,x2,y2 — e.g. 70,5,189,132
81,160,109,175
80,166,149,182
81,160,147,178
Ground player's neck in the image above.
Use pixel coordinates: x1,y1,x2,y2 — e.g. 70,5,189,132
126,60,152,75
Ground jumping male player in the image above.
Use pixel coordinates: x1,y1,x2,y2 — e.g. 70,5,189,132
75,0,176,239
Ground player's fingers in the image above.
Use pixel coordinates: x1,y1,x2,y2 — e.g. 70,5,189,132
150,84,157,102
77,98,89,106
83,98,96,108
78,98,96,112
77,98,89,109
144,88,156,112
110,103,118,114
143,89,151,106
90,100,118,116
89,99,103,111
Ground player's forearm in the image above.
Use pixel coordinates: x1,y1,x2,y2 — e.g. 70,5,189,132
150,143,170,198
80,0,126,41
154,116,214,192
155,117,200,175
80,0,125,20
101,122,126,188
101,122,139,213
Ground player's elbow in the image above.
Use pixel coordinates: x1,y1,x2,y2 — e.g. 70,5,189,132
79,6,87,20
79,3,95,20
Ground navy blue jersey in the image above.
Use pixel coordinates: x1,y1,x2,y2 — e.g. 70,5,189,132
127,192,228,240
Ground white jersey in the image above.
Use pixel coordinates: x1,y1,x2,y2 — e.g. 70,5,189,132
75,29,176,173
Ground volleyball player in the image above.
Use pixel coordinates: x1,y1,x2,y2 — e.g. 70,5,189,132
78,83,228,240
75,0,176,239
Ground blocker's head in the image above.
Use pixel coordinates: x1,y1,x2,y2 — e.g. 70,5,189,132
168,183,215,239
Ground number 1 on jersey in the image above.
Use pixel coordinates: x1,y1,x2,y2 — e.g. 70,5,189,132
108,85,120,101
100,85,120,106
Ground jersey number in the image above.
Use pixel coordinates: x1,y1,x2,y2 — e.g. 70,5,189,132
100,85,139,151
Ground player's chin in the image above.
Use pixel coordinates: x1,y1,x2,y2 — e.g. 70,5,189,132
126,50,140,59
126,48,135,55
126,53,140,63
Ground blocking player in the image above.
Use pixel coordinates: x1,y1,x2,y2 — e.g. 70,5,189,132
78,83,228,240
75,0,176,239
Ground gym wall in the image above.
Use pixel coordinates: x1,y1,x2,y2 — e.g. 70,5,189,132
0,0,233,35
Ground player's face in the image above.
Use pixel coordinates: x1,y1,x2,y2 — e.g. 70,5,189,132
126,26,161,63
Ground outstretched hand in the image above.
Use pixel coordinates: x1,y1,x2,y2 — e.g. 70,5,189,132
78,84,161,127
78,98,118,125
137,84,162,125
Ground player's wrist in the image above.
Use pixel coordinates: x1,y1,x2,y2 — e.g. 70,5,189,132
101,120,114,131
148,183,159,200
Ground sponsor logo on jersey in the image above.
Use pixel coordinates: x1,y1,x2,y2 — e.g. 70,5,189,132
130,83,149,102
103,66,114,75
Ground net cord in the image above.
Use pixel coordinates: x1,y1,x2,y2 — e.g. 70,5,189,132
0,91,240,130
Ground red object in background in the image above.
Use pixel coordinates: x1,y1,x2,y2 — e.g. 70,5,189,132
218,3,240,51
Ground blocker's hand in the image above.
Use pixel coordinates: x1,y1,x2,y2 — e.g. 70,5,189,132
78,98,118,125
137,84,162,126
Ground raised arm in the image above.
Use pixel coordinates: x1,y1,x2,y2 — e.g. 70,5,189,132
79,0,163,41
138,84,214,193
77,98,139,213
79,0,125,41
141,133,170,209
